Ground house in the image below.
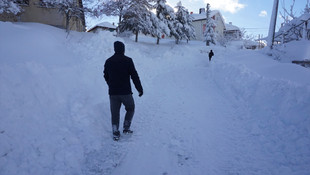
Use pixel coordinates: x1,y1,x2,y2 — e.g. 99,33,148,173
191,8,226,41
0,0,85,32
224,22,242,40
87,22,117,33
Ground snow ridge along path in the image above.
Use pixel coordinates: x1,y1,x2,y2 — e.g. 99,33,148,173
1,22,310,175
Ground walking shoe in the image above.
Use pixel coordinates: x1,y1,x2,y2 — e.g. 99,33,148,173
113,131,120,141
123,129,133,134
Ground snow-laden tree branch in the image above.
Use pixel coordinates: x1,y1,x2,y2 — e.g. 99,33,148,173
174,1,195,44
93,0,131,35
204,3,216,46
0,0,22,15
154,0,175,44
119,0,153,42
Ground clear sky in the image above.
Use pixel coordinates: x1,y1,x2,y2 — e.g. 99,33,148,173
169,0,308,38
86,0,308,39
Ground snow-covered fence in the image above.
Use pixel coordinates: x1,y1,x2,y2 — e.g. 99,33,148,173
292,60,310,68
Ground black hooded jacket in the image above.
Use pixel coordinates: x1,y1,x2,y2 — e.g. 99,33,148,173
104,41,143,95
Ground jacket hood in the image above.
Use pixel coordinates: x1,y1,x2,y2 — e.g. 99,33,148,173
114,41,125,54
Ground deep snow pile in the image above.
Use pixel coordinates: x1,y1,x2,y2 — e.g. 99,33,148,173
0,22,310,175
272,40,310,63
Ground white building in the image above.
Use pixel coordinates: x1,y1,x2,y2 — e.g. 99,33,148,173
87,22,117,33
224,22,242,40
191,9,226,41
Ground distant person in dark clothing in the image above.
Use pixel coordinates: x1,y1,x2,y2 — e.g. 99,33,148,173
103,41,143,140
209,50,214,62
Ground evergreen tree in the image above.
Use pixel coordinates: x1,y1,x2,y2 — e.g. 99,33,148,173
148,12,163,39
94,0,131,35
154,0,175,44
184,8,196,42
119,0,152,42
0,0,22,15
173,2,184,44
174,1,195,44
204,3,216,46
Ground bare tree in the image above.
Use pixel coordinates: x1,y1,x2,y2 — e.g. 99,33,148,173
304,0,310,13
280,0,297,24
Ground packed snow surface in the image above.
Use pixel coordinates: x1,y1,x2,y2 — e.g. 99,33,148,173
1,22,310,175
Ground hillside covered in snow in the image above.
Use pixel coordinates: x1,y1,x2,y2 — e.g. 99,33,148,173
0,22,310,175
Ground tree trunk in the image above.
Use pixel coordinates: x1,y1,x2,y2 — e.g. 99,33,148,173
117,15,122,35
157,37,160,45
78,0,86,31
135,31,138,42
303,21,308,40
65,12,70,33
206,40,210,46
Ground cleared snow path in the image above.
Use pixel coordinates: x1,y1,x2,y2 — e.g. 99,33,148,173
111,66,250,175
81,38,310,174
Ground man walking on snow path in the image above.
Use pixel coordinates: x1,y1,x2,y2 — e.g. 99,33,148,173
104,41,143,141
209,50,214,62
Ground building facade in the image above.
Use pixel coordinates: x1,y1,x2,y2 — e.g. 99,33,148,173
0,0,85,32
191,9,226,41
224,22,242,40
87,22,117,33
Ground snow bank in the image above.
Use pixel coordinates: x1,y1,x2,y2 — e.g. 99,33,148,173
275,40,310,62
0,22,108,174
210,60,310,174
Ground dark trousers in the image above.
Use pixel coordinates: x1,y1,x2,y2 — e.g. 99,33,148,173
109,94,135,132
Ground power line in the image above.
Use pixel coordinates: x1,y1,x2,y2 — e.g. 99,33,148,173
243,28,268,30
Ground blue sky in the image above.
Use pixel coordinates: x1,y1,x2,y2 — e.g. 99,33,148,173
169,0,308,38
87,0,308,38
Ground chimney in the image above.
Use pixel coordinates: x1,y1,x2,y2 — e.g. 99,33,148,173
229,22,232,25
199,8,205,14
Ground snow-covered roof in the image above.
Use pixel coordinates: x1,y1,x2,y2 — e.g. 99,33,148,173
225,23,240,31
87,22,117,32
191,10,221,21
97,22,117,29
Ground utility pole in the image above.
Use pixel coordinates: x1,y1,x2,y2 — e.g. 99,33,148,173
267,0,279,50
